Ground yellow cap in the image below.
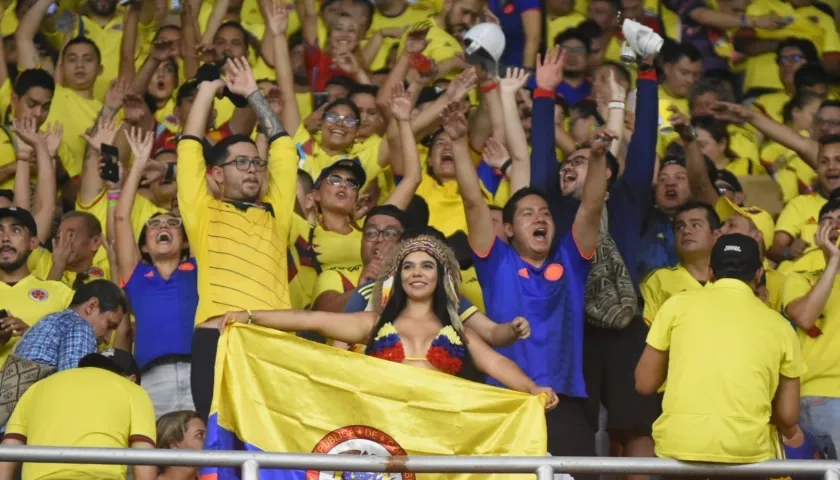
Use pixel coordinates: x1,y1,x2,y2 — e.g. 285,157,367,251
717,197,775,251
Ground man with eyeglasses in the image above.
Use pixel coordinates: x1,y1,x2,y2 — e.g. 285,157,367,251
550,29,592,105
177,57,298,422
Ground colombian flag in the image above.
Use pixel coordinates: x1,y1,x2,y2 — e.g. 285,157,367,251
201,324,547,480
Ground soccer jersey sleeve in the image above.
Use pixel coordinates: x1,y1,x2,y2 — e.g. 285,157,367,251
127,383,157,447
313,270,344,300
176,137,213,238
646,296,677,351
472,236,510,282
3,383,34,442
343,286,370,313
266,134,299,235
779,322,806,379
458,295,478,322
775,197,806,239
641,270,666,326
781,272,813,315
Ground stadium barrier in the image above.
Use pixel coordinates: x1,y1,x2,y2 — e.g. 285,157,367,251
0,446,839,479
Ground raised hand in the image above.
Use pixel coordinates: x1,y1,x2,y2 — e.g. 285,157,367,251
194,43,218,63
589,127,618,157
123,126,155,163
535,45,566,92
122,93,149,125
482,136,510,170
141,159,168,184
52,229,75,263
404,26,430,54
500,67,530,95
42,122,64,158
104,77,131,111
223,57,259,97
82,115,121,153
446,67,478,101
441,102,468,140
666,105,695,141
389,83,412,121
711,101,754,124
264,0,292,37
334,53,361,74
150,38,178,62
11,116,43,148
815,222,839,262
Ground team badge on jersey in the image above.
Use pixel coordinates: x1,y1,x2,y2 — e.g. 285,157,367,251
28,289,48,302
88,267,105,278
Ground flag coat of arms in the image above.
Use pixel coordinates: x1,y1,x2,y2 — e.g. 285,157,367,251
201,324,548,480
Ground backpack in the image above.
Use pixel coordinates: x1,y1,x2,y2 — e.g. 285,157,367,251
584,208,637,329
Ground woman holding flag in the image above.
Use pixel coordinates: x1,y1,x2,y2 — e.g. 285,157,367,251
223,233,559,411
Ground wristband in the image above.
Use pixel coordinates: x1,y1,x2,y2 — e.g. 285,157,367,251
608,101,625,110
408,53,433,74
107,199,118,207
481,82,499,94
533,88,555,99
247,309,253,324
107,191,121,201
499,158,512,175
783,246,792,260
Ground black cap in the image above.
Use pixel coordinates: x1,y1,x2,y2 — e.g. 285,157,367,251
79,348,141,381
0,206,37,236
710,233,763,280
716,169,743,193
314,158,367,189
363,205,407,229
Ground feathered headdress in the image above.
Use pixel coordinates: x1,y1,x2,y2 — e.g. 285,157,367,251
370,234,464,339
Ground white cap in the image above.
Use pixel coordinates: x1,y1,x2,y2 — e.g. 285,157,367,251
463,23,506,73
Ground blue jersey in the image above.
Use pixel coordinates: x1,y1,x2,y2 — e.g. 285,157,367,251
473,235,591,397
488,0,541,68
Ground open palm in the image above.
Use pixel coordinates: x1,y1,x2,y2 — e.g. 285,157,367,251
535,45,566,91
224,57,258,97
500,67,530,95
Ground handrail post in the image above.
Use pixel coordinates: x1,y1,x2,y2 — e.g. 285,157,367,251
242,459,260,480
537,464,554,480
825,469,840,480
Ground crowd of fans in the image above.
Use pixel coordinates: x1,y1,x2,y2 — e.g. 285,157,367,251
0,0,838,477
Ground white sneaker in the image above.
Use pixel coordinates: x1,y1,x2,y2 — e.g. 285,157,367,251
622,19,664,57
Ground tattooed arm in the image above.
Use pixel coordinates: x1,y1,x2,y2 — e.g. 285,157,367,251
247,90,286,139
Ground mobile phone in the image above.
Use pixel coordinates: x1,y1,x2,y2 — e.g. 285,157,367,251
313,92,329,110
100,144,120,184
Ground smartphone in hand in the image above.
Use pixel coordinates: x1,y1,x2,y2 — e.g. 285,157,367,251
313,92,330,110
100,144,121,184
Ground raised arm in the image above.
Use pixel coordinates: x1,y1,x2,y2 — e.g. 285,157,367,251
498,68,532,194
383,83,421,210
448,103,495,255
118,3,142,81
713,101,819,168
670,107,718,206
298,0,318,47
78,113,123,207
224,309,377,346
263,0,301,134
621,61,658,193
571,128,614,256
14,0,54,69
784,224,840,330
115,128,156,284
12,118,59,244
529,47,566,198
603,70,627,160
468,71,506,152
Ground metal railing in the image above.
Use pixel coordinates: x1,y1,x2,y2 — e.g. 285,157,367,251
1,447,840,480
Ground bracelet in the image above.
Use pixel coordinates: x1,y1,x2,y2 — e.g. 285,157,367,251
783,246,791,260
481,82,499,94
107,191,121,201
499,158,512,175
608,101,626,110
107,200,118,207
247,309,253,324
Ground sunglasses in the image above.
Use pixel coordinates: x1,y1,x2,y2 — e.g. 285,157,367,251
324,174,360,190
221,156,268,172
146,217,183,228
324,112,360,128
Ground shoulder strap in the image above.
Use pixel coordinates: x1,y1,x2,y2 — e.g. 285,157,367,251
308,224,323,275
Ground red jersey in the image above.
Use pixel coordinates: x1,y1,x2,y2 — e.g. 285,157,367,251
304,42,354,93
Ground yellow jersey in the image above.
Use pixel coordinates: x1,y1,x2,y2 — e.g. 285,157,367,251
27,247,111,288
777,247,827,276
176,135,297,325
396,22,463,79
641,264,704,326
44,85,102,178
312,267,362,305
0,121,75,190
416,172,495,238
648,278,805,463
0,274,74,364
782,272,840,397
459,265,484,313
546,12,585,47
753,91,791,124
367,5,435,71
656,86,688,158
294,125,383,190
5,367,157,480
775,192,828,244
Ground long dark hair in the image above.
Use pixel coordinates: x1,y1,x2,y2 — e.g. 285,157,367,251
365,257,456,351
138,213,190,265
